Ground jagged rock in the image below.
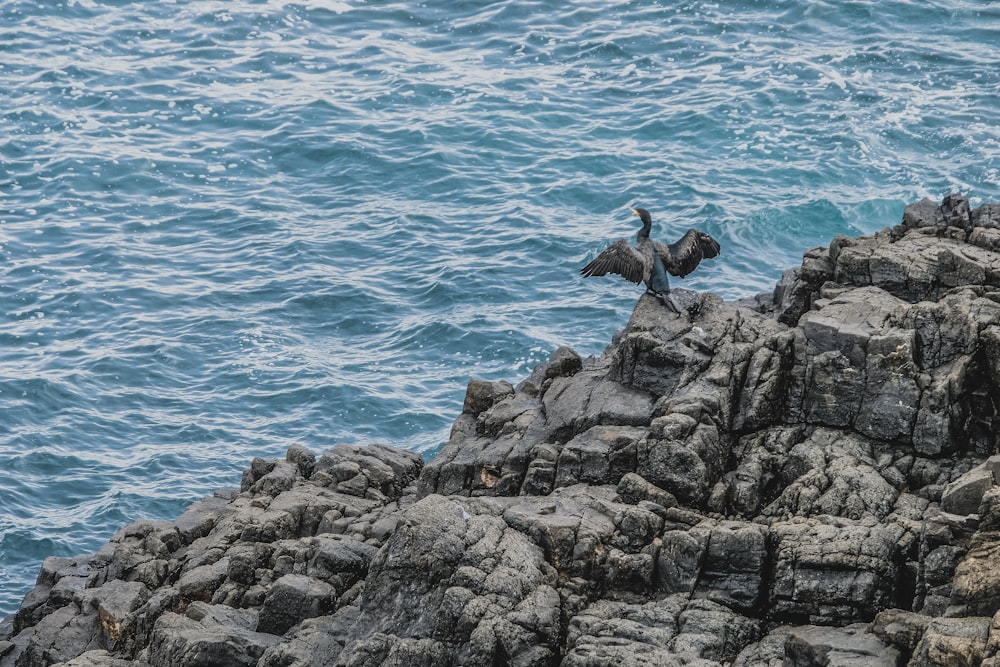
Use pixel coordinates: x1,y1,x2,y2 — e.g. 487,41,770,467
770,518,908,623
783,624,900,667
941,463,996,515
51,651,150,667
313,443,423,501
256,573,337,636
257,612,355,667
14,196,1000,667
563,596,758,666
5,604,99,667
692,520,768,612
950,537,1000,617
554,425,647,488
461,379,515,417
148,603,280,667
545,345,583,379
731,627,791,667
337,494,562,666
908,616,990,667
242,459,300,497
616,472,677,509
870,608,933,658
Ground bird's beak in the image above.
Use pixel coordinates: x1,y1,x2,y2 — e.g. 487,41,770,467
630,208,639,217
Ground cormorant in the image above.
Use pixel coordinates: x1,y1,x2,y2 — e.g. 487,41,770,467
580,207,721,313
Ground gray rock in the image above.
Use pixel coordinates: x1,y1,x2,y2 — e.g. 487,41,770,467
908,616,990,667
554,425,647,489
637,433,709,505
461,378,514,417
870,608,932,657
5,604,99,667
941,463,994,515
172,494,234,546
770,519,907,623
902,197,946,230
784,624,900,667
243,460,299,497
762,428,899,521
257,611,356,667
950,538,1000,617
16,196,1000,667
564,596,758,666
545,345,583,379
616,472,677,509
693,520,768,612
257,574,337,636
339,495,561,665
148,603,280,667
177,558,229,603
732,627,791,667
313,443,423,501
286,443,317,478
51,650,151,667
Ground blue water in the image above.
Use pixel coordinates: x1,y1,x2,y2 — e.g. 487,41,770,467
1,0,998,615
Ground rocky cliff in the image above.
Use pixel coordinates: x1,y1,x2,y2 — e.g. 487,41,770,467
6,194,1000,667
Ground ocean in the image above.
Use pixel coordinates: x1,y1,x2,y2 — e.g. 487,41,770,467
1,0,998,614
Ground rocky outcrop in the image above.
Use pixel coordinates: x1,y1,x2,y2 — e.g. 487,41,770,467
6,195,1000,666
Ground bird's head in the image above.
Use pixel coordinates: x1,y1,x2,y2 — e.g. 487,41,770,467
630,207,652,227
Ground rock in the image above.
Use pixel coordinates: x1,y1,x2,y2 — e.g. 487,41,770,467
313,443,423,501
286,444,317,477
545,345,583,379
732,627,791,667
257,574,337,636
941,463,995,515
13,195,1000,667
902,197,946,230
692,520,768,612
461,378,514,416
770,519,907,624
870,608,932,657
339,494,562,666
148,603,281,667
563,596,758,667
616,472,677,509
84,579,150,646
554,425,647,488
950,539,1000,617
257,611,358,667
784,624,900,667
4,604,99,667
908,616,990,667
51,651,151,667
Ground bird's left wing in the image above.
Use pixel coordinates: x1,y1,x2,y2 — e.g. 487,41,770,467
654,230,721,277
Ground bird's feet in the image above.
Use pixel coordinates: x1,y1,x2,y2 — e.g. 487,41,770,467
647,289,682,314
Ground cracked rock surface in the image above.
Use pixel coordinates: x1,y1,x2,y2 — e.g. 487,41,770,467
6,195,1000,666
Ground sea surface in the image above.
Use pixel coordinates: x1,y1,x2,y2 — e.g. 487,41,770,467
2,0,999,615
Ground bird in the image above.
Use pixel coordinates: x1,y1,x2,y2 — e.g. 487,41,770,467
580,207,721,313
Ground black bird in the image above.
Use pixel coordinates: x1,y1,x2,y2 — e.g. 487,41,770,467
580,207,721,313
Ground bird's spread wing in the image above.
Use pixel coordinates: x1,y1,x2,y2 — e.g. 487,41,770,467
580,239,648,284
654,229,721,278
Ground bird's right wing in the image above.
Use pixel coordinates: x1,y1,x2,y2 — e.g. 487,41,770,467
580,239,648,284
